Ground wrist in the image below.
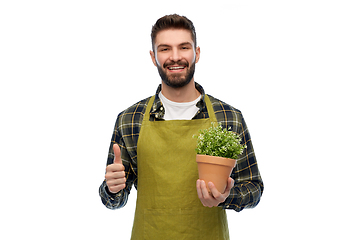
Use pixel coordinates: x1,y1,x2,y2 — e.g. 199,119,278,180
105,184,121,198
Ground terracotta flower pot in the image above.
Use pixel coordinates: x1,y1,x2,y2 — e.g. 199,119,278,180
196,154,236,194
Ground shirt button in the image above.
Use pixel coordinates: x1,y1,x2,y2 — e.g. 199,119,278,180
160,107,163,111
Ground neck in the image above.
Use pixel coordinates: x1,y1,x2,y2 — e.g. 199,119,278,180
161,79,200,103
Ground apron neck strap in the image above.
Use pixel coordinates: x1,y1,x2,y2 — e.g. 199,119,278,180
144,95,155,120
203,94,216,121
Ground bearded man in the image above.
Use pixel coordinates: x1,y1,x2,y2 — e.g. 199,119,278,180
99,14,264,240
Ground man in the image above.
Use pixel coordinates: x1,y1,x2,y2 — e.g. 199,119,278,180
99,14,263,240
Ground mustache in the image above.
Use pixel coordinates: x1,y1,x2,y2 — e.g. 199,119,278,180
163,60,189,68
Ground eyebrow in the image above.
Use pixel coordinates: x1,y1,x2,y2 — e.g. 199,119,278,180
157,42,193,49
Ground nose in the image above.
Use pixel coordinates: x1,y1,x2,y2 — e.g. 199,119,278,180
169,49,181,62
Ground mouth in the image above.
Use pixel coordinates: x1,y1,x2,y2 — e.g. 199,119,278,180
166,65,186,72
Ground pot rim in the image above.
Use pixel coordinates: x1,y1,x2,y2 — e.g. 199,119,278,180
196,154,236,168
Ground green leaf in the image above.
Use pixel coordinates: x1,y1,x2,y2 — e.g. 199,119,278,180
193,122,247,159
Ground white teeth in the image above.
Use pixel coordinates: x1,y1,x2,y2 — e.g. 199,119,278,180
169,66,185,70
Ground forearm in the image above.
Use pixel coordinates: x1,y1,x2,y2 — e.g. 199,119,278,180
220,179,263,212
221,116,264,212
100,116,137,209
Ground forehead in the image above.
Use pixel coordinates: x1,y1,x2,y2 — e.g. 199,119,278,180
154,28,194,47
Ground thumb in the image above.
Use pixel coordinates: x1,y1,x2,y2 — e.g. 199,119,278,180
113,144,122,164
225,178,234,193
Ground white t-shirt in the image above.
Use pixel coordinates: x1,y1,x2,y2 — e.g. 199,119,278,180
158,92,201,120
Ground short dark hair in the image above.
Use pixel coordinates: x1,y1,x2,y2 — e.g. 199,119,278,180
151,14,197,51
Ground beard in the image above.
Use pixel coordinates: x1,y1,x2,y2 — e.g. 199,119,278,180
156,60,196,88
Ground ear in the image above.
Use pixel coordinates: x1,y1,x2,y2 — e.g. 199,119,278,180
195,46,200,63
150,50,157,66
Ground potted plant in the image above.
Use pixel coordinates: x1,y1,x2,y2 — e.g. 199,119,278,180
193,122,247,194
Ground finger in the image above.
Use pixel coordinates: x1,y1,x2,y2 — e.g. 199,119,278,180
105,163,124,174
196,179,203,199
109,184,126,194
200,180,210,198
197,180,212,207
113,144,122,164
105,170,126,180
196,179,204,200
224,177,234,193
221,178,234,200
106,176,126,187
208,181,221,198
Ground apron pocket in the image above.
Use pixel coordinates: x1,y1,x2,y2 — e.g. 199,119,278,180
143,208,226,240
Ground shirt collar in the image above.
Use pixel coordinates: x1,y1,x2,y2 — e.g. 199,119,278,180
150,82,206,120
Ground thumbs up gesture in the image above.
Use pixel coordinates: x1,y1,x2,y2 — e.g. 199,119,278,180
105,144,126,194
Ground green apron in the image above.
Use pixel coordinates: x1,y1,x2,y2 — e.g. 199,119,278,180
130,95,229,240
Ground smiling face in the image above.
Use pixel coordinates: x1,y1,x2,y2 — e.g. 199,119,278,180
150,28,200,88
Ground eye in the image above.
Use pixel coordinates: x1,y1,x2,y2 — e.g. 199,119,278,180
160,48,168,52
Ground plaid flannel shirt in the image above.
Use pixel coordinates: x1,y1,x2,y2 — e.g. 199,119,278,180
99,83,263,212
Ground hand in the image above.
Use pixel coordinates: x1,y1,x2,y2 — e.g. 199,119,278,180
105,144,126,194
196,177,234,208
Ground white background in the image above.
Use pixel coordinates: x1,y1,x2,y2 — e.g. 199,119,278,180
1,0,359,239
